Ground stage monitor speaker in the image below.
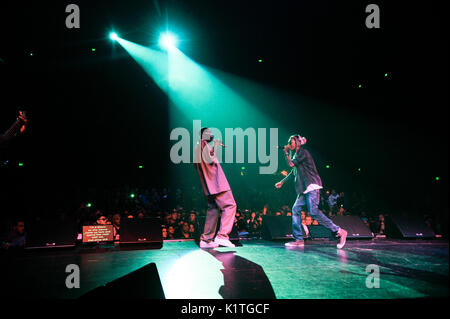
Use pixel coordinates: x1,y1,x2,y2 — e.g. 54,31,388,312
262,216,292,240
385,214,435,238
331,215,373,239
80,262,165,299
25,219,77,249
195,216,240,243
120,217,163,248
307,225,332,239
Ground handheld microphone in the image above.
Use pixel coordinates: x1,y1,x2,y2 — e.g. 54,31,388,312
208,135,225,147
215,140,226,147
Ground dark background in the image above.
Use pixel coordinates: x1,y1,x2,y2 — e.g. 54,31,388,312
0,1,448,217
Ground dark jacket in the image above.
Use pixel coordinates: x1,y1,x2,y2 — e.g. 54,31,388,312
281,148,322,195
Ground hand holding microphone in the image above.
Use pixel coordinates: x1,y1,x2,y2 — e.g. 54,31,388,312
299,137,307,145
214,139,226,147
276,145,290,151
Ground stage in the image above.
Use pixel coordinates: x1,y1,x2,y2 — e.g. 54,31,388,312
1,238,448,299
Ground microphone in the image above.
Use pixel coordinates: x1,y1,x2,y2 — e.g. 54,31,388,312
215,140,226,147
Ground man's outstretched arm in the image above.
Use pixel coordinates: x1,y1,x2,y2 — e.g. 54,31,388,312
275,168,294,188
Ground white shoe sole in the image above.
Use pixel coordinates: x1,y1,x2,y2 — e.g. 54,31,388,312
285,242,304,247
337,232,347,249
214,240,235,248
200,241,219,249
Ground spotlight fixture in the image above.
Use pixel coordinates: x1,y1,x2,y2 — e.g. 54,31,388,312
109,32,119,41
159,32,178,49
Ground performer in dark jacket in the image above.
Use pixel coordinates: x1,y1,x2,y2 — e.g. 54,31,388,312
275,134,347,248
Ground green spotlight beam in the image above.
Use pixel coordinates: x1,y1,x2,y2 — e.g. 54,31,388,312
115,37,169,93
115,37,279,130
167,47,268,127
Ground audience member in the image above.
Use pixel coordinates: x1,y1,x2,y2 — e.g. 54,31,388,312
1,220,26,250
112,213,121,240
328,189,339,213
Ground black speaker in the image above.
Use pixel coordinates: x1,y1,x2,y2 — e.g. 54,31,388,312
307,225,332,239
385,214,435,238
195,216,240,242
80,262,165,299
25,219,77,249
120,217,163,248
331,215,373,239
262,216,293,240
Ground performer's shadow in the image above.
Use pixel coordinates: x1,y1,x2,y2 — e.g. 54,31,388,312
206,249,276,299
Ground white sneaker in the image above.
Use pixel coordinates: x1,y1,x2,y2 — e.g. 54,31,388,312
336,228,347,249
200,240,219,249
285,240,305,247
214,237,235,248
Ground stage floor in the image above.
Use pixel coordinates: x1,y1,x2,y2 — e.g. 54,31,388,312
1,239,448,299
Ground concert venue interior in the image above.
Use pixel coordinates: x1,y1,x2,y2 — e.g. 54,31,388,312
0,0,447,310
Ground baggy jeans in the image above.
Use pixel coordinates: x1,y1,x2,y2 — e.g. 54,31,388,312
200,190,237,242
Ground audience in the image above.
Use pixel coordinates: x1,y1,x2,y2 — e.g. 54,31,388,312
1,184,444,248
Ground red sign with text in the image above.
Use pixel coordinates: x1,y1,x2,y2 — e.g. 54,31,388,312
82,225,114,243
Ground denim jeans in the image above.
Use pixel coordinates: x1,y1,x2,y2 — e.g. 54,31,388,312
292,189,340,240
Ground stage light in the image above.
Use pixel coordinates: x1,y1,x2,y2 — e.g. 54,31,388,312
91,48,96,52
138,165,143,169
435,177,439,181
87,203,92,207
109,32,118,41
159,32,177,49
384,73,388,77
358,84,362,88
258,59,263,63
130,193,135,198
18,162,24,167
241,166,246,170
358,168,361,171
29,52,33,56
326,165,330,169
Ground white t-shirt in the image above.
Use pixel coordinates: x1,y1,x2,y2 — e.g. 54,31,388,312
304,184,323,194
